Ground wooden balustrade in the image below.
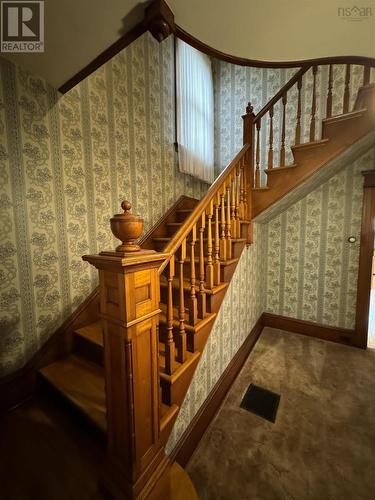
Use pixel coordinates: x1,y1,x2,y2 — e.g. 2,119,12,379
268,105,274,169
189,224,198,325
220,183,227,260
198,211,207,317
214,193,221,285
165,256,176,374
206,201,214,289
177,240,187,363
343,64,351,113
249,60,374,187
280,93,287,166
226,179,232,258
255,121,261,187
295,75,302,145
309,65,317,142
326,64,333,118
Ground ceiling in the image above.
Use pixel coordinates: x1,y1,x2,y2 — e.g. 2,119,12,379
3,0,375,90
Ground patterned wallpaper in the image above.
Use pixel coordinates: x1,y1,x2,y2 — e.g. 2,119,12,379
0,33,209,377
213,61,375,181
264,147,375,329
166,222,266,453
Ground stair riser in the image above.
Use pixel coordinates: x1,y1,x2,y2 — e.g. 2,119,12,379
322,114,375,143
160,355,200,407
206,287,228,314
74,335,104,366
220,261,237,282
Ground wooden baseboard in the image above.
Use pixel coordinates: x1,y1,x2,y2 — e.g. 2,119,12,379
170,314,264,467
0,288,100,414
262,312,358,346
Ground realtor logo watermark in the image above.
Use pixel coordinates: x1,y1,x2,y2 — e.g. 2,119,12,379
1,1,44,52
338,6,373,21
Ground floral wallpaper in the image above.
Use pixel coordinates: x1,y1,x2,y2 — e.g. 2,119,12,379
0,33,209,377
166,222,267,453
213,61,375,182
264,147,375,329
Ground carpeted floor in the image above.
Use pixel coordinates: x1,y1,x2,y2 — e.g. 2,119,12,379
187,327,375,500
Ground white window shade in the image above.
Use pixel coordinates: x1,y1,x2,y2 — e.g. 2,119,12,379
176,39,214,184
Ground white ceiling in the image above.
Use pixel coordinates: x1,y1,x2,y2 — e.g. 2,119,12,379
3,0,375,90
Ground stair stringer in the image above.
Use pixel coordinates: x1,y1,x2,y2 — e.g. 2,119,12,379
254,130,375,223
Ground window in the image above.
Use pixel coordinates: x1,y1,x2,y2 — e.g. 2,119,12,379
176,39,214,184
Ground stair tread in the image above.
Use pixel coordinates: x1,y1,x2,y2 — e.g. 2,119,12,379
75,321,103,346
265,164,298,174
40,353,179,434
323,108,367,124
292,138,329,150
39,355,107,431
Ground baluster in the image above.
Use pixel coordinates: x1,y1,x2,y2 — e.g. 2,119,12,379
280,93,287,166
189,224,198,325
177,240,187,363
198,212,206,318
255,121,261,187
220,184,227,261
231,174,237,238
235,164,241,238
295,76,302,144
363,65,370,86
343,64,351,113
326,64,333,118
242,155,248,220
214,192,221,285
226,178,232,259
309,65,317,142
268,106,274,169
239,157,245,219
165,256,176,374
206,200,214,289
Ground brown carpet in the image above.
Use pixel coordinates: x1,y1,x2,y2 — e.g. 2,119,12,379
187,327,375,500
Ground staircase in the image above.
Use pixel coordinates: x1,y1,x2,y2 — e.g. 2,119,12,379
37,61,375,499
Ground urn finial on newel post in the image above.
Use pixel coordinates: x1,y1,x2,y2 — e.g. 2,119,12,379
110,200,144,253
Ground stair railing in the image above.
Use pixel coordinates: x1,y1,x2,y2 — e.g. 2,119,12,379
245,61,374,188
157,143,251,373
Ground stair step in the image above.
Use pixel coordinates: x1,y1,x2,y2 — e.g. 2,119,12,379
323,108,366,125
264,164,298,175
160,403,179,433
159,344,201,380
39,355,107,431
252,186,270,191
291,138,329,151
39,353,179,435
75,321,103,346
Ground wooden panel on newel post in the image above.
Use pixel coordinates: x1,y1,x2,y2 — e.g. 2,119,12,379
242,102,255,244
83,201,170,500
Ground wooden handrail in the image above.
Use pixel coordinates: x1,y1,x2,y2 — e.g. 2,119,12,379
158,144,250,272
254,65,311,123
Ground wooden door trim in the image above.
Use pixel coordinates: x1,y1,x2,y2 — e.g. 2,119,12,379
355,170,375,348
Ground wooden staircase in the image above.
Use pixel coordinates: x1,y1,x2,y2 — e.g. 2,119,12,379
37,62,374,499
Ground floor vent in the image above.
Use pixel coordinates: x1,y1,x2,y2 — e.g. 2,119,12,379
240,384,280,423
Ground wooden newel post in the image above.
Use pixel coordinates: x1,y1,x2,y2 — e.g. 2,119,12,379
242,102,255,244
83,201,170,500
